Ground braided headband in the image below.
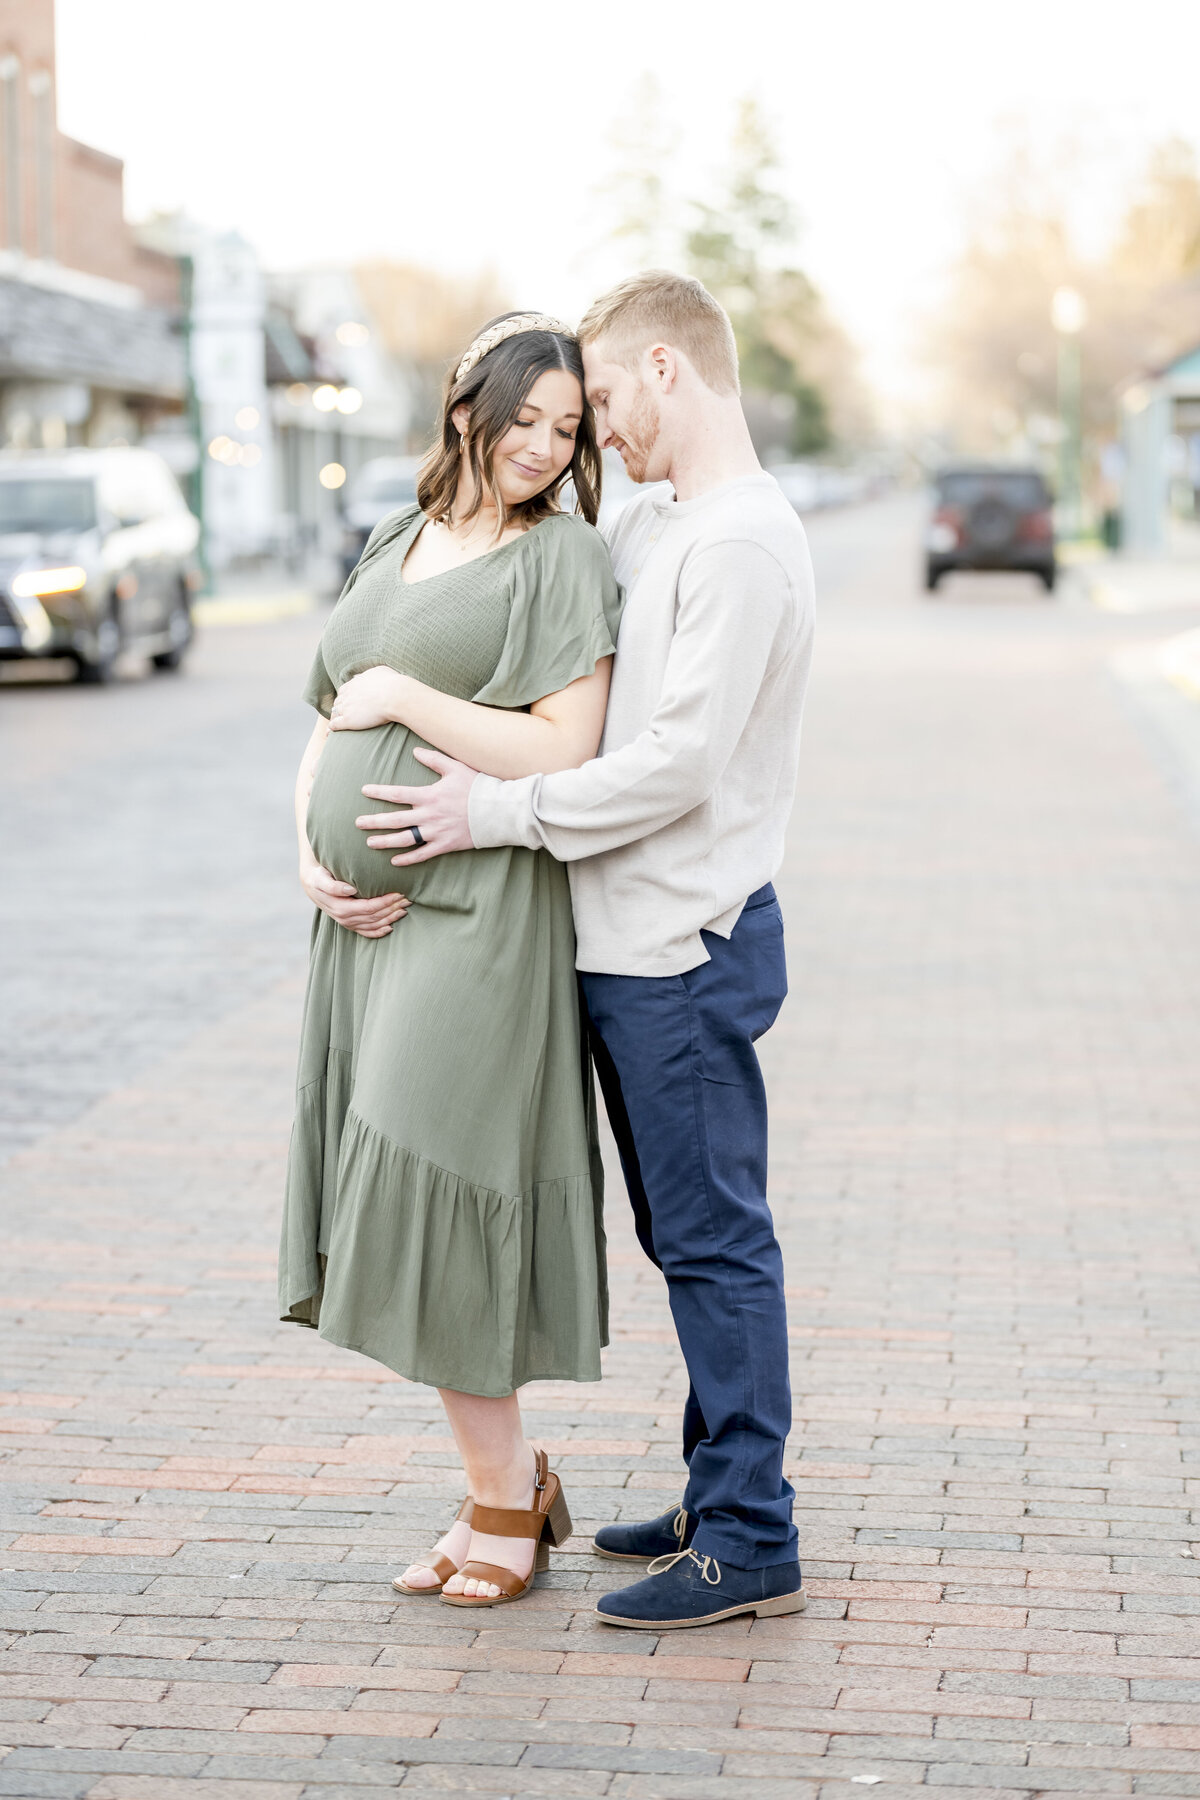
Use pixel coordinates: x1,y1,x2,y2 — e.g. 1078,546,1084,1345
454,313,574,385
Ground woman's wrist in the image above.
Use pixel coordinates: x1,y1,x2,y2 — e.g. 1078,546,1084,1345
385,670,415,724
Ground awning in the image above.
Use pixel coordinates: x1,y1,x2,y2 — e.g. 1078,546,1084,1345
0,276,185,399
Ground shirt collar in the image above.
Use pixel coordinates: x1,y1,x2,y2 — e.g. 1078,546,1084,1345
650,472,777,519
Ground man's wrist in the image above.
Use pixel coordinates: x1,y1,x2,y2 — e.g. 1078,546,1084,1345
468,771,541,851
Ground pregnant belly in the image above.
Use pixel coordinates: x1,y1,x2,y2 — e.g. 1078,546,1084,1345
306,722,431,900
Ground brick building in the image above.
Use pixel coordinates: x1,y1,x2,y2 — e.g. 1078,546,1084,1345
0,0,410,575
0,0,184,450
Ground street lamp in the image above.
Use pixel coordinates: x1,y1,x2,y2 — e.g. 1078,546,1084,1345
1051,285,1087,540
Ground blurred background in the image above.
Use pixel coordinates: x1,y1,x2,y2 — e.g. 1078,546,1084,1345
0,0,1198,647
6,14,1200,1780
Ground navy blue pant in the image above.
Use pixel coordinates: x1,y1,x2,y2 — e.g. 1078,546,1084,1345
580,884,797,1569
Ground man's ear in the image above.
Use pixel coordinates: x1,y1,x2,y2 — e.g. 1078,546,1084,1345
645,343,678,393
450,401,471,437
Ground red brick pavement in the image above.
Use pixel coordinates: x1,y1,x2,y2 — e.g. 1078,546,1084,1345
2,512,1200,1796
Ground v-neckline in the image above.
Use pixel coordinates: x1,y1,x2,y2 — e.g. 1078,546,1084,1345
399,513,546,586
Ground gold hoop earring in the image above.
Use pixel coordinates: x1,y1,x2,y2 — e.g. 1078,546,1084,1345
460,433,467,455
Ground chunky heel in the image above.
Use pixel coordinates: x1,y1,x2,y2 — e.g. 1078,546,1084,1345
535,1536,551,1572
544,1483,573,1548
755,1588,806,1618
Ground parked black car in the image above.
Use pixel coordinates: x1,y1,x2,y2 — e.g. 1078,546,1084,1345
926,464,1056,592
340,456,422,582
0,448,202,682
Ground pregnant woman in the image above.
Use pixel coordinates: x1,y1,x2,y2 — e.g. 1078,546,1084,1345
279,313,622,1606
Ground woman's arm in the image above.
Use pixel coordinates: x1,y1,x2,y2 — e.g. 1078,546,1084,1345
328,660,612,780
295,715,329,865
295,715,409,937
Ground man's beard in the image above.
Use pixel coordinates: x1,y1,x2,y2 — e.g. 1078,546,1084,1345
619,381,660,483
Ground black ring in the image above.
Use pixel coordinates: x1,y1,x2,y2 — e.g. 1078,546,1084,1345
409,825,425,847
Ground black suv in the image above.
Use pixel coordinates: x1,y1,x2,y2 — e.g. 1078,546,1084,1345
926,464,1055,592
0,448,201,683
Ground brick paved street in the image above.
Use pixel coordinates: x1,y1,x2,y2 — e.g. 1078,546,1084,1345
2,498,1200,1798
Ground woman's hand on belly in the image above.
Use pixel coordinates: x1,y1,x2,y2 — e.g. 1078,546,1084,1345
306,723,420,899
328,667,411,733
300,856,410,938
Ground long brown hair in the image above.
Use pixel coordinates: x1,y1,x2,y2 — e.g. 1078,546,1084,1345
417,314,602,532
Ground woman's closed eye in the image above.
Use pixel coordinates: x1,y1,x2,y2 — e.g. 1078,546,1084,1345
515,418,576,441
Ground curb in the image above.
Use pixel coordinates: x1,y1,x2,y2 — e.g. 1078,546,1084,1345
1084,566,1200,615
1159,628,1200,702
193,591,317,627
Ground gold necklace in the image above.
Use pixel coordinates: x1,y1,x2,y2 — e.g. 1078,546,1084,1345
445,515,497,556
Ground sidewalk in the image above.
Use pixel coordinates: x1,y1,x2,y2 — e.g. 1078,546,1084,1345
2,504,1200,1796
1082,546,1200,711
194,571,322,630
1083,551,1200,617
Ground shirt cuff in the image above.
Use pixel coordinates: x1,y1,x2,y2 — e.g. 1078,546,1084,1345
467,772,543,850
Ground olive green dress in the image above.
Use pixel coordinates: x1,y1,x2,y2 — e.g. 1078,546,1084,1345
279,504,622,1397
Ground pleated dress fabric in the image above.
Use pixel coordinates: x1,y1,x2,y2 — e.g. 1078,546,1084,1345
279,504,623,1396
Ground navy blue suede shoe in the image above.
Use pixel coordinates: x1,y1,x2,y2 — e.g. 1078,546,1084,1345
593,1502,694,1562
596,1547,805,1630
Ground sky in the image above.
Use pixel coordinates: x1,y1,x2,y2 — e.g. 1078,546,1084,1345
55,0,1200,412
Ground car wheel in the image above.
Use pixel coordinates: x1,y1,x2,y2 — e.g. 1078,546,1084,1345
151,589,194,672
73,607,121,685
925,562,942,592
1040,565,1057,593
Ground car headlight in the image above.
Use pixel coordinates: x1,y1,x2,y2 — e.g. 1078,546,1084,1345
11,566,88,598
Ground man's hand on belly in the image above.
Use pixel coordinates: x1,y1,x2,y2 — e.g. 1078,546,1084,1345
358,747,478,865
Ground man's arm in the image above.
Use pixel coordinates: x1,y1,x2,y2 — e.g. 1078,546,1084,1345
472,540,793,859
359,540,801,867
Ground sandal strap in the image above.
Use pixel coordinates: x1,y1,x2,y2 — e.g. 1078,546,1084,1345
403,1496,473,1585
413,1548,459,1585
470,1502,546,1538
533,1445,548,1491
455,1558,530,1599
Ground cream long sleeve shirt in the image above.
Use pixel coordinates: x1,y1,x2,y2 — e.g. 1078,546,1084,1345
467,471,816,976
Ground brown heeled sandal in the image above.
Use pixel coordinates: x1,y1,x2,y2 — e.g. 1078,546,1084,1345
392,1496,474,1596
440,1448,572,1608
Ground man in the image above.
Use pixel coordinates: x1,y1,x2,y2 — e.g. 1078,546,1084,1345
356,271,815,1630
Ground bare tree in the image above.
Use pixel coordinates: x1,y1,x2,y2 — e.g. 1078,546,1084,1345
353,263,512,446
1113,135,1200,286
926,132,1200,457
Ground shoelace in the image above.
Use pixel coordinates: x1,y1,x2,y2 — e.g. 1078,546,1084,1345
646,1546,723,1586
672,1505,688,1546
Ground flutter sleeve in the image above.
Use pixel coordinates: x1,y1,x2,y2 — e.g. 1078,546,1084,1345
471,515,623,709
302,644,337,718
